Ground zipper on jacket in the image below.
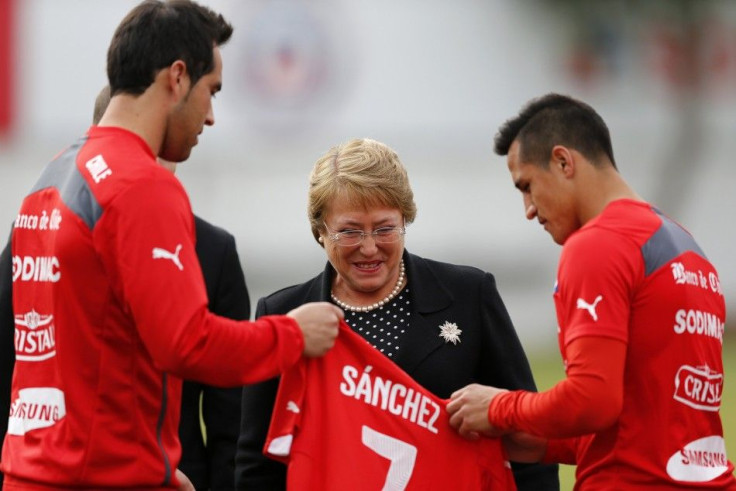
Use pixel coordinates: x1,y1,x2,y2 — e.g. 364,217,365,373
156,373,172,485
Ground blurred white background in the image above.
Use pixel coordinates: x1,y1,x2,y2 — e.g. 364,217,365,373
1,0,734,354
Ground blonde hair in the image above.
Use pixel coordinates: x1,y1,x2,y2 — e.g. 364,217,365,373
92,85,111,125
308,138,417,244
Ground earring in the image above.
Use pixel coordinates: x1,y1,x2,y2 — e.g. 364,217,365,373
318,237,324,243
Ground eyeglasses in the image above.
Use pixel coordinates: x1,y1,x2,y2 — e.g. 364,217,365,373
323,222,406,247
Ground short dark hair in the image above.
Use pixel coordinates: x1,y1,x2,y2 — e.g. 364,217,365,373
494,93,616,169
107,0,233,96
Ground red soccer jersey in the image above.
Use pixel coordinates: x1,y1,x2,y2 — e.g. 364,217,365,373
553,199,734,489
3,127,303,488
264,321,517,490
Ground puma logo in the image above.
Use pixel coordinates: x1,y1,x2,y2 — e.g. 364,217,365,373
152,244,183,271
576,295,603,321
286,401,300,414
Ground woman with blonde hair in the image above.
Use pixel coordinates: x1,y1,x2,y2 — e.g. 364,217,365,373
236,138,559,490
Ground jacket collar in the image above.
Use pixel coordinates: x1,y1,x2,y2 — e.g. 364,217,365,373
319,250,454,374
396,250,454,372
402,250,453,313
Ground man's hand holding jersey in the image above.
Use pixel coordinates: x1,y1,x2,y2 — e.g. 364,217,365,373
287,302,343,357
447,383,507,439
447,384,548,463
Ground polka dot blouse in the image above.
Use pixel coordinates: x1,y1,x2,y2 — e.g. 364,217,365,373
340,288,411,359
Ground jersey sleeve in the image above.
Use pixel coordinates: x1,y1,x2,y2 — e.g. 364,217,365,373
488,336,626,439
263,359,307,463
96,177,303,385
555,227,642,347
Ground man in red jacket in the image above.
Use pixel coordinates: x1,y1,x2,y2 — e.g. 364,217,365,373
92,84,249,491
448,93,735,490
1,1,341,489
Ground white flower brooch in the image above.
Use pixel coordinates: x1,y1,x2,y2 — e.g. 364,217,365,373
438,321,462,345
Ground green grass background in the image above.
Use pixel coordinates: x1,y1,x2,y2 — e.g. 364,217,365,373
528,330,736,491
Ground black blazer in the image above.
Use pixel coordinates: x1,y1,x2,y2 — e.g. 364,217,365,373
235,250,559,490
179,216,250,491
0,217,250,491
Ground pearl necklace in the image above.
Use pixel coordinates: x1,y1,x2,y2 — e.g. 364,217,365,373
331,261,406,313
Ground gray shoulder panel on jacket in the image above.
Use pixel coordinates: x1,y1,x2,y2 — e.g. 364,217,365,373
29,137,103,230
641,209,705,277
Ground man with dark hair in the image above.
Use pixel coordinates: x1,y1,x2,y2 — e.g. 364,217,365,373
1,1,341,489
493,94,616,175
93,84,248,490
448,93,736,489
